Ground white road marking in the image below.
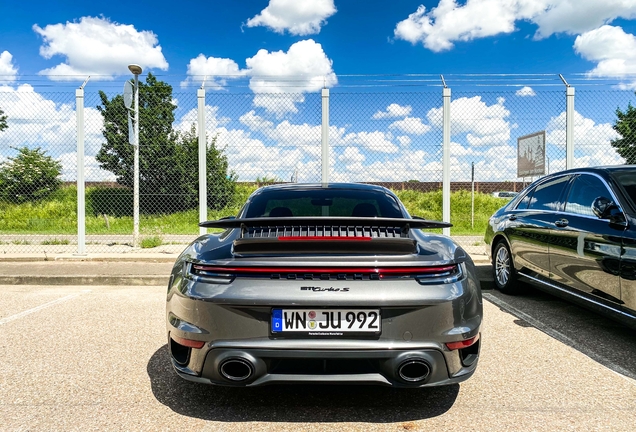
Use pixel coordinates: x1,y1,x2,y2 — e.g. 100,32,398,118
0,290,91,325
483,292,636,386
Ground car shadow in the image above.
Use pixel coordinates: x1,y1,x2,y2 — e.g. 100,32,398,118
485,281,636,381
147,345,460,423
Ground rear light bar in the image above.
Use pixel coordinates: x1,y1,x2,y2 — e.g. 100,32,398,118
278,236,372,242
190,263,463,284
192,264,456,276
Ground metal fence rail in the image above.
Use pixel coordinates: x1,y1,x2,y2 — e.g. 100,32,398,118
0,77,634,254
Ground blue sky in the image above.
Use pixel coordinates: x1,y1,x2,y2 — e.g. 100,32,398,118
4,0,636,80
2,0,636,182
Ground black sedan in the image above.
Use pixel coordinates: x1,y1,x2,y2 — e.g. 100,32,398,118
485,166,636,328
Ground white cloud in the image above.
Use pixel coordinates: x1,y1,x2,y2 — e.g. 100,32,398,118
393,1,636,52
516,86,536,97
338,147,365,164
427,96,511,146
245,39,337,115
372,103,412,119
180,54,247,89
182,39,336,114
545,110,622,167
388,117,431,135
246,0,336,35
331,149,436,182
339,131,399,153
397,136,412,147
215,127,314,181
239,110,274,131
33,16,168,81
533,1,636,39
174,105,230,135
58,152,115,182
393,1,545,52
0,84,102,153
0,51,18,84
0,84,110,180
574,25,636,83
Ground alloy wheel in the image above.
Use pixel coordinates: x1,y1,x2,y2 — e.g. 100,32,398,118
495,245,510,287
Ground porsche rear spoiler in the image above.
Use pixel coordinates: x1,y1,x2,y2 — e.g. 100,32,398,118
199,217,451,255
199,216,450,230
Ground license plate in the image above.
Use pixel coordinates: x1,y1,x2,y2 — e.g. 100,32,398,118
271,309,381,334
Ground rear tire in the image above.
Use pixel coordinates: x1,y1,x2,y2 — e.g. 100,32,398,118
493,240,519,294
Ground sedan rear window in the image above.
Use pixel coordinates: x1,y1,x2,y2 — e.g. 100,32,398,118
527,176,570,212
611,170,636,211
565,175,612,216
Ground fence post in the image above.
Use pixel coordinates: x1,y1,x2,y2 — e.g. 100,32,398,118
75,85,86,255
442,83,451,236
321,88,329,183
560,74,575,169
198,87,207,235
566,86,575,169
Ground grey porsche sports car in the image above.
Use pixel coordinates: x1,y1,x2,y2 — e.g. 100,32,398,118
166,183,482,387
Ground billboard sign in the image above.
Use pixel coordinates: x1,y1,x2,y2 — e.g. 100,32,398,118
517,131,546,177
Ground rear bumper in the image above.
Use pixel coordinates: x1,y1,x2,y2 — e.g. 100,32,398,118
171,344,479,387
166,260,483,387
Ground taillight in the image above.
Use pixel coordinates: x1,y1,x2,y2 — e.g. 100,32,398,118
190,264,235,283
414,263,463,285
171,335,205,349
446,334,479,351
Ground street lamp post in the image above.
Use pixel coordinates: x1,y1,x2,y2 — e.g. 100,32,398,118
128,64,142,247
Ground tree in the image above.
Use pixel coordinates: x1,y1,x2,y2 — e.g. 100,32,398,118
0,146,62,203
95,73,236,214
177,125,236,211
0,107,7,132
611,101,636,164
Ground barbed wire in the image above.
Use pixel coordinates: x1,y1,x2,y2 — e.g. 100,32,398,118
3,73,636,91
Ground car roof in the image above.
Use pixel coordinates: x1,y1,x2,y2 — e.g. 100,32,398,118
253,182,395,194
551,165,636,176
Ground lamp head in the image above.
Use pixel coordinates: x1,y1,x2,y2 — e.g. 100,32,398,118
128,64,143,75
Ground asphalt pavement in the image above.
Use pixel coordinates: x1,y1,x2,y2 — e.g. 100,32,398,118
2,238,636,431
1,284,635,431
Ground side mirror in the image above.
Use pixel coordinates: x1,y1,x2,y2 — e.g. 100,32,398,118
592,197,614,219
219,216,236,220
592,196,626,225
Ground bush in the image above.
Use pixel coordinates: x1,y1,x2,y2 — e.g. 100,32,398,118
0,147,62,203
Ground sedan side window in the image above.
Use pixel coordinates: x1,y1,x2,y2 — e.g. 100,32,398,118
527,176,570,211
516,192,532,210
565,175,612,217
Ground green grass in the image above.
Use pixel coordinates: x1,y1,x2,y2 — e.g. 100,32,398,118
40,238,70,245
140,236,163,248
0,184,508,237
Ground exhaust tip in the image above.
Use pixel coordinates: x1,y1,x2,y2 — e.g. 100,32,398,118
397,359,431,383
219,358,254,382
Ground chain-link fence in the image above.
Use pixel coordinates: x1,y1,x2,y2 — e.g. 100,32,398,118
1,79,635,254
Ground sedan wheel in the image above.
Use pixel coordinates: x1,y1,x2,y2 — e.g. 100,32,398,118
493,241,519,294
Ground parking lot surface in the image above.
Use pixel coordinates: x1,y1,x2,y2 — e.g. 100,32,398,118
1,283,635,431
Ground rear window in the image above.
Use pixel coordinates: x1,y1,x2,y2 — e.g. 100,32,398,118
611,170,636,211
245,189,404,218
527,176,570,212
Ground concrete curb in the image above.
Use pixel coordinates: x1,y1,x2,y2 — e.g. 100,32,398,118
0,275,170,286
0,253,179,262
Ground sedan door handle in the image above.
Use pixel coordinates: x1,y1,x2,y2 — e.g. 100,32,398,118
555,219,569,227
